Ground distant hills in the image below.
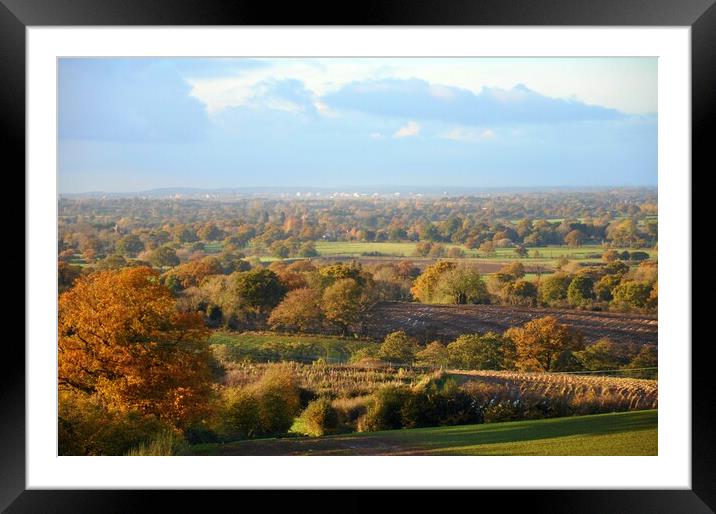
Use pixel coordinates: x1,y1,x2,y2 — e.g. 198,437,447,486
59,185,656,200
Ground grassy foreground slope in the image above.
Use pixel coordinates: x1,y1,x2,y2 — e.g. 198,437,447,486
190,409,657,456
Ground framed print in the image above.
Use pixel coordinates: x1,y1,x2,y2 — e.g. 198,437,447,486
7,0,711,511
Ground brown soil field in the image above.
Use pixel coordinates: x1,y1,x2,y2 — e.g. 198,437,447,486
363,301,658,345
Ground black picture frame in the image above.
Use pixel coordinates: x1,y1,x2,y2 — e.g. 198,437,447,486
6,0,709,511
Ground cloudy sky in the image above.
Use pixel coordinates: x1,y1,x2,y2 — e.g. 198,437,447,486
58,57,657,193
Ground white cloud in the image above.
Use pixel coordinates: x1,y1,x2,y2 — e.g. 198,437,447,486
369,132,385,139
186,57,657,116
441,127,496,142
394,121,420,138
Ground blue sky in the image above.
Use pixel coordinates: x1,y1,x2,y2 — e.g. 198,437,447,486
58,57,657,193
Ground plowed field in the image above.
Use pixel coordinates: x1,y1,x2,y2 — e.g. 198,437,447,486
363,302,657,345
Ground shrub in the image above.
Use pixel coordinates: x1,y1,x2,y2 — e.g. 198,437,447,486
297,397,340,436
219,387,262,441
332,396,370,427
360,386,412,431
251,364,302,435
58,390,171,456
483,401,522,423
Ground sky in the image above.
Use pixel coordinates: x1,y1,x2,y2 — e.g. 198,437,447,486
58,57,657,193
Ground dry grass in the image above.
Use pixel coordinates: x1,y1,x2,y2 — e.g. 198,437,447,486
219,362,656,413
220,361,425,397
452,369,657,412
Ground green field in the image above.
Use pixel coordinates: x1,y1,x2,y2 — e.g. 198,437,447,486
314,241,656,261
210,331,376,363
176,240,656,265
190,409,657,456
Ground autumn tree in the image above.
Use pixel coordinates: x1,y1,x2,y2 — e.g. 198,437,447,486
504,316,584,372
321,278,364,336
499,261,526,279
268,287,323,332
163,256,223,290
410,261,456,303
58,267,214,428
434,265,490,305
564,229,585,247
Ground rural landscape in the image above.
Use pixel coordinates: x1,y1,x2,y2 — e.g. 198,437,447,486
58,57,658,456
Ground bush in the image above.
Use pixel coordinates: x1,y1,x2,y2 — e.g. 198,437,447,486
252,364,302,435
184,423,220,445
58,390,171,456
297,397,340,436
217,364,302,441
219,387,262,441
360,386,412,431
482,401,522,423
332,396,370,426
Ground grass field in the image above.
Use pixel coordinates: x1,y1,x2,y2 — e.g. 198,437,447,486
210,331,375,364
171,241,656,267
189,409,657,456
313,241,656,261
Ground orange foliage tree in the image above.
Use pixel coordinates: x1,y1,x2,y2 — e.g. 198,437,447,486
504,316,584,372
58,266,214,427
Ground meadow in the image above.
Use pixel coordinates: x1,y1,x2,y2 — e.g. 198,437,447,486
189,409,658,456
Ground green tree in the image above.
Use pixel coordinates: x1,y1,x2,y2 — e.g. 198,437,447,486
298,241,319,257
447,333,507,370
415,341,449,368
149,245,180,268
567,275,595,307
232,268,287,315
539,273,572,305
595,274,622,302
611,281,653,309
378,331,419,364
434,265,490,305
115,234,144,257
575,339,629,371
510,280,538,306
